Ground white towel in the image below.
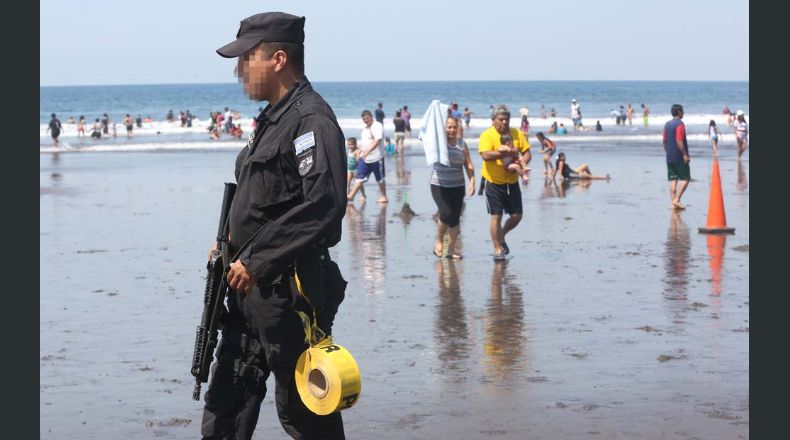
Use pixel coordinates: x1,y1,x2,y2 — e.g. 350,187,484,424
419,100,450,166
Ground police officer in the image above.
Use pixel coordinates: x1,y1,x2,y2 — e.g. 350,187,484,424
201,12,348,440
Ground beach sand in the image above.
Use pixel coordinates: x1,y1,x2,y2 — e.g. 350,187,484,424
40,140,749,439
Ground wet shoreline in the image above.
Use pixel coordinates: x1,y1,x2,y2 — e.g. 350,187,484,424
41,142,749,439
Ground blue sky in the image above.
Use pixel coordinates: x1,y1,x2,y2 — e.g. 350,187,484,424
40,0,748,86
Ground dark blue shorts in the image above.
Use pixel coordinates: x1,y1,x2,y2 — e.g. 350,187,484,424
356,159,385,183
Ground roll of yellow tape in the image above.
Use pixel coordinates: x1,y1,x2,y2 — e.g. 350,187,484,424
295,337,361,415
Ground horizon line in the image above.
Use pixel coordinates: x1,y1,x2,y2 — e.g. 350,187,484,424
40,79,750,88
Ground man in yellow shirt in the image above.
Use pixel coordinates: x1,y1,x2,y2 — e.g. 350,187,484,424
478,104,532,261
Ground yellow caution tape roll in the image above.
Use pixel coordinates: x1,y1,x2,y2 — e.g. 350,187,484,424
295,337,361,415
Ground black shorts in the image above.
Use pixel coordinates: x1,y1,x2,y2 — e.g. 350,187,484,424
485,181,522,215
431,184,465,227
50,130,60,139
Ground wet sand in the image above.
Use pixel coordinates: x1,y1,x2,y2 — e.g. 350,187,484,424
40,142,749,439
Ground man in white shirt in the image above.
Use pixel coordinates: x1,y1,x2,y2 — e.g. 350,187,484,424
224,107,233,133
347,109,388,203
571,99,581,131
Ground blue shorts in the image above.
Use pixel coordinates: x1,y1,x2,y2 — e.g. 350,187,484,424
356,159,385,183
574,118,583,127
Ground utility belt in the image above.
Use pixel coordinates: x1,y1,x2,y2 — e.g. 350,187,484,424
220,245,346,385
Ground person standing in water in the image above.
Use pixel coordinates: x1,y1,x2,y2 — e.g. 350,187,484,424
535,132,556,176
708,119,723,157
663,104,690,210
430,115,475,260
733,110,748,159
47,113,62,146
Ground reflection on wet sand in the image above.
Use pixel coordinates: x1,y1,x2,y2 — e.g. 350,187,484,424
344,203,387,295
482,261,527,383
394,153,411,186
541,178,594,199
736,159,748,192
663,211,690,322
541,178,564,199
706,234,728,297
433,259,470,380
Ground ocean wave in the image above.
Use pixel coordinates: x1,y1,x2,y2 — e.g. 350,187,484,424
40,132,737,154
39,140,242,154
40,113,746,139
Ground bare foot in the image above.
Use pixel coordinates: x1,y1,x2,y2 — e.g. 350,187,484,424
359,196,366,204
377,197,388,204
672,201,686,210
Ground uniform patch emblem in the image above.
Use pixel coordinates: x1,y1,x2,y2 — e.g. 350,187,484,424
246,131,255,149
298,154,314,176
293,131,316,155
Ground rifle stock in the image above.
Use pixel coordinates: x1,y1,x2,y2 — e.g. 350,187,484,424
191,182,236,401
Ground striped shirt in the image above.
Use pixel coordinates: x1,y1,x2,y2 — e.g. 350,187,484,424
734,120,748,139
430,140,467,187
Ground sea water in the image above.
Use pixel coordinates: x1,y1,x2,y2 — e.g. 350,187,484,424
40,81,748,152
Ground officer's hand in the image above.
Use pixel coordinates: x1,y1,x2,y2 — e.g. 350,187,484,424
207,242,217,260
227,260,257,294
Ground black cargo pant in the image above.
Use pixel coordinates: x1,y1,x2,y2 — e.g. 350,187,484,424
200,273,345,440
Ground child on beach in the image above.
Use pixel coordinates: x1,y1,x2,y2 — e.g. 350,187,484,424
500,134,529,183
77,116,86,137
708,120,722,157
520,115,530,137
734,110,748,158
91,119,102,139
346,137,366,201
209,124,220,140
385,137,396,156
641,103,650,126
230,124,243,139
535,132,556,175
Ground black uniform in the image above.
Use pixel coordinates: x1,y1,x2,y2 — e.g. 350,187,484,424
201,76,348,440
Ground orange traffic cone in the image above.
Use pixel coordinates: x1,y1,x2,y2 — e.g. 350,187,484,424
698,159,735,234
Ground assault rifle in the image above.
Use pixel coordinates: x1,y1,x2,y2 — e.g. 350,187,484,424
191,182,236,401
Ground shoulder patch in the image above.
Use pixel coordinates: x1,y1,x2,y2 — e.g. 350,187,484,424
294,131,316,155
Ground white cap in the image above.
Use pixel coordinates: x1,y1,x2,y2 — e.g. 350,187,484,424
736,109,745,116
571,99,577,103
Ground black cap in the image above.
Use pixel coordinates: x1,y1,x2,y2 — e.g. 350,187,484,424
217,12,305,58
